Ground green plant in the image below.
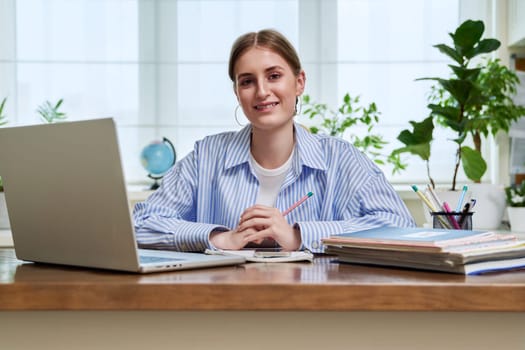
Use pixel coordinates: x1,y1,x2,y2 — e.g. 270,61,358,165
0,97,7,127
391,19,525,191
37,98,67,123
393,116,436,188
505,182,525,207
301,93,406,174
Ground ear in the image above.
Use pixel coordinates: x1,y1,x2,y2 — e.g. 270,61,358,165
295,70,306,96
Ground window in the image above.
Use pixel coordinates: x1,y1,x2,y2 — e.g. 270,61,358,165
330,0,461,185
1,0,499,187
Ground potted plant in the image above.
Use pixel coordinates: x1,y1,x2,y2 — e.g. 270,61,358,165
301,93,406,174
391,19,525,229
505,182,525,232
37,98,67,123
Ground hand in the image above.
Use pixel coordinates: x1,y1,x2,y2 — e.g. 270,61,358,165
237,205,301,251
209,229,254,250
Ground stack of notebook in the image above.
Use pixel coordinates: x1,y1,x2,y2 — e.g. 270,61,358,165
323,227,525,275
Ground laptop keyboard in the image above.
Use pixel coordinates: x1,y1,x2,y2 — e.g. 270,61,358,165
139,255,183,264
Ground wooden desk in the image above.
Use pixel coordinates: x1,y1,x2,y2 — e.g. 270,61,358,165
1,248,524,349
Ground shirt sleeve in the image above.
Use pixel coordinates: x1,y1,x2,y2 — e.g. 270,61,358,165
295,169,415,253
132,152,228,252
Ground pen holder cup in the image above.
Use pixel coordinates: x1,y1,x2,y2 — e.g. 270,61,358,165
431,211,473,230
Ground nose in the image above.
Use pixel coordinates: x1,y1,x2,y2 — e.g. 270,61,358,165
256,80,269,99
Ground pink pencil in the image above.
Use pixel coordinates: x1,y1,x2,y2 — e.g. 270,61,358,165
443,201,461,229
282,192,313,216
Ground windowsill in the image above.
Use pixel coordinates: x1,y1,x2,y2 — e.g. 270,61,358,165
0,230,12,247
392,185,420,200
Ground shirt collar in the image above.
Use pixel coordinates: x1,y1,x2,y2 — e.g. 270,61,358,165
223,122,328,171
294,123,327,171
224,124,252,170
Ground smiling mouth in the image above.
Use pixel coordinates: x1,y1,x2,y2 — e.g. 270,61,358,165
254,102,279,111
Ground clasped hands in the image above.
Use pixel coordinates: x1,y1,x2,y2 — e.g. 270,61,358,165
210,204,301,251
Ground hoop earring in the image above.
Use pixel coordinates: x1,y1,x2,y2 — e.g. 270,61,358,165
234,105,246,127
294,96,302,116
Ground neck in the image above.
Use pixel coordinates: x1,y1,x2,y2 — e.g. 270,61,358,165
250,122,295,169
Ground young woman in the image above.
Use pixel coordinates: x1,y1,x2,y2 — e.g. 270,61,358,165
133,29,415,253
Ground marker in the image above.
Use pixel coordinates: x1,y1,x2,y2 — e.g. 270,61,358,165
443,201,461,229
282,192,313,216
455,185,468,213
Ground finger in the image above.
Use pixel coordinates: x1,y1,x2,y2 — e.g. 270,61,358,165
243,228,273,244
239,206,279,223
237,227,266,245
238,217,272,232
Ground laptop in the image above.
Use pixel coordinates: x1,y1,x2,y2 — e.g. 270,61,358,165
0,118,245,273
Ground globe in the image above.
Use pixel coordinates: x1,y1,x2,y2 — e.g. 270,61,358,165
140,137,176,189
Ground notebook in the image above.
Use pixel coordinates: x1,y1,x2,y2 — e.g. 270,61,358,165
0,118,245,273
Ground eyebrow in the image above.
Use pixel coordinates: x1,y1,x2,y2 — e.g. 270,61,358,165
236,65,285,80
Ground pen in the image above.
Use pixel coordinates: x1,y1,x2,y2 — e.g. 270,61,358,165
412,185,451,229
426,184,443,210
455,185,468,213
282,192,313,216
412,185,437,212
443,201,461,229
458,202,471,226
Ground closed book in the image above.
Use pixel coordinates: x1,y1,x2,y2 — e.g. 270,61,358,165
322,226,516,252
323,226,525,275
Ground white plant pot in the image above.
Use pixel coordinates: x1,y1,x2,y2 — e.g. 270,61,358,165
469,183,506,230
0,192,10,229
507,207,525,233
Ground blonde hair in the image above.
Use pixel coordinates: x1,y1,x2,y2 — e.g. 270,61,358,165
228,29,302,85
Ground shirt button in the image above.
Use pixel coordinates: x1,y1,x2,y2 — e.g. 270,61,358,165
180,244,187,251
311,241,319,249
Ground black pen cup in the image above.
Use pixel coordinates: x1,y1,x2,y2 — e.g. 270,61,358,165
431,211,473,230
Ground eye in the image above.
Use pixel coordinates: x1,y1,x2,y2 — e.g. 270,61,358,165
238,78,253,86
269,72,281,80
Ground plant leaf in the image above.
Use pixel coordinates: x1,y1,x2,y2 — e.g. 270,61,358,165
397,116,434,144
391,144,431,161
437,78,473,105
452,20,484,52
427,104,461,121
467,38,501,59
448,65,481,81
433,44,463,64
392,116,434,161
0,97,7,125
461,146,487,181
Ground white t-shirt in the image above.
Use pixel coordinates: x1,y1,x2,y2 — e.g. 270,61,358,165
249,149,294,207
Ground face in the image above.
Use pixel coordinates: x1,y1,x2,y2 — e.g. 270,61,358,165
233,47,305,131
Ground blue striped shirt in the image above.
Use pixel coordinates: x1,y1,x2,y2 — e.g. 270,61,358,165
133,123,415,253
